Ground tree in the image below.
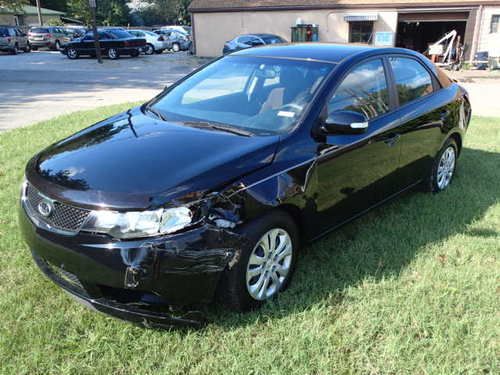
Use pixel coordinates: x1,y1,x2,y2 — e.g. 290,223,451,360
130,0,192,26
0,0,28,12
29,0,67,12
67,0,131,26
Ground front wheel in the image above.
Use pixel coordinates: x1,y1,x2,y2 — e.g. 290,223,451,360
66,47,79,59
107,48,119,59
425,138,458,193
217,210,299,311
172,43,180,52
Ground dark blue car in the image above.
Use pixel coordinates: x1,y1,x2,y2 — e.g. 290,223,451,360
20,43,471,327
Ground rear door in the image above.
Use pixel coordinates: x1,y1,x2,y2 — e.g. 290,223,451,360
386,56,454,186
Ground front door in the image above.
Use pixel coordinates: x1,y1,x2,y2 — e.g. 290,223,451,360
313,58,404,233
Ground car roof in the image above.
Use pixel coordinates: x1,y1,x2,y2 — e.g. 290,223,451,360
232,43,414,64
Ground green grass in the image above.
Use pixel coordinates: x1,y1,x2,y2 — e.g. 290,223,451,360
0,106,498,374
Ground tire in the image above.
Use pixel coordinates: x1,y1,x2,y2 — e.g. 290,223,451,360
66,47,79,60
31,46,38,51
23,43,31,52
144,43,154,55
425,138,458,193
10,44,18,55
217,210,299,312
154,49,163,54
172,43,180,52
107,48,119,59
130,50,140,57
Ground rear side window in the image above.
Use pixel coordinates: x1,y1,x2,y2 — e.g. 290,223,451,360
389,57,434,106
327,58,390,120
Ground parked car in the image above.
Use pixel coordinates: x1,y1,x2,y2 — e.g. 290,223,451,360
28,26,69,50
160,25,191,35
62,29,146,59
223,33,286,54
128,29,167,55
20,44,471,327
0,25,30,54
153,29,191,52
63,26,87,40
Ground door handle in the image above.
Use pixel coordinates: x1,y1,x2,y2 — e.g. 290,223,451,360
383,134,400,147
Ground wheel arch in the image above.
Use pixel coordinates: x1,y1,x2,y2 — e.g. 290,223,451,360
449,132,463,157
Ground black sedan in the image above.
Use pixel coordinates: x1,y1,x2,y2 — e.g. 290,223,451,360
20,44,471,327
222,33,286,54
63,29,145,59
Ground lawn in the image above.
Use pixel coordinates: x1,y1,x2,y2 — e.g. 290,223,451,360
0,105,498,374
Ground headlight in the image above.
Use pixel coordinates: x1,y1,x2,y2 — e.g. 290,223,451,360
82,207,193,239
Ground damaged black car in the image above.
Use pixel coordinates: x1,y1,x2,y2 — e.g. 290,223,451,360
20,44,470,327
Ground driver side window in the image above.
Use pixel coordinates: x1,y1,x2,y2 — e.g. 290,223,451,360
327,59,390,120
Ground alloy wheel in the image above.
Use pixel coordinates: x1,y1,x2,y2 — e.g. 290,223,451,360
246,228,293,301
108,48,118,59
145,44,154,55
172,43,180,52
67,48,78,59
437,146,456,190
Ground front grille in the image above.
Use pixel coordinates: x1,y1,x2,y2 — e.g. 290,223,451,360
24,182,90,233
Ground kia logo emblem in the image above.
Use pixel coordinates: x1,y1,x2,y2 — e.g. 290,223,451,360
37,200,53,217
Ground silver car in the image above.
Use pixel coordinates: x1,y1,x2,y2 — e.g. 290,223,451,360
128,29,167,55
0,26,30,54
28,26,70,50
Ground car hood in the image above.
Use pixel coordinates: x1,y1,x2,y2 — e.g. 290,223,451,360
27,107,280,210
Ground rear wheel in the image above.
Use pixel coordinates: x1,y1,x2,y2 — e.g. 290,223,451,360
218,210,299,311
66,47,79,59
425,138,458,193
107,48,119,59
144,43,154,55
130,49,140,57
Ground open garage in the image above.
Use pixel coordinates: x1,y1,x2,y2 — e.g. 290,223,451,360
396,11,474,58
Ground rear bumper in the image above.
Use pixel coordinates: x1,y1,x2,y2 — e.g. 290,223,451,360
29,40,53,48
19,204,243,327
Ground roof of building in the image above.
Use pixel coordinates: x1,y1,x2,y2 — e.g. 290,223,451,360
189,0,500,12
231,42,391,63
0,5,65,16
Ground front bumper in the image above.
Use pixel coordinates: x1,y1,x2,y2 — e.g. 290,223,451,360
19,204,243,328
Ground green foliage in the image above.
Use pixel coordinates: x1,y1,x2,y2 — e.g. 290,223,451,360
28,0,67,12
0,0,28,12
0,107,498,374
132,0,191,26
67,0,130,26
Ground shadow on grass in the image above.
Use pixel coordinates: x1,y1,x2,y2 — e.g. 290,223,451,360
204,146,500,329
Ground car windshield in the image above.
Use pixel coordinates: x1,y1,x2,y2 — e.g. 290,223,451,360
149,56,332,134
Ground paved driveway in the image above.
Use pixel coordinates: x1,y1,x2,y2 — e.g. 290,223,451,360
0,51,209,131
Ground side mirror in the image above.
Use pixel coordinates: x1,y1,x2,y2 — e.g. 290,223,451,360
322,110,368,135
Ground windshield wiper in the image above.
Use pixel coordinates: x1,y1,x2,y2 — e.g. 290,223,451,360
183,121,252,137
145,105,168,122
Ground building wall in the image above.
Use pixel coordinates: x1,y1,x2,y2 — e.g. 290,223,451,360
0,14,16,25
477,6,500,56
193,9,398,56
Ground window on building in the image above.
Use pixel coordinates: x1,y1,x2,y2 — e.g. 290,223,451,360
349,21,374,44
389,57,434,106
491,15,500,33
327,59,390,120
